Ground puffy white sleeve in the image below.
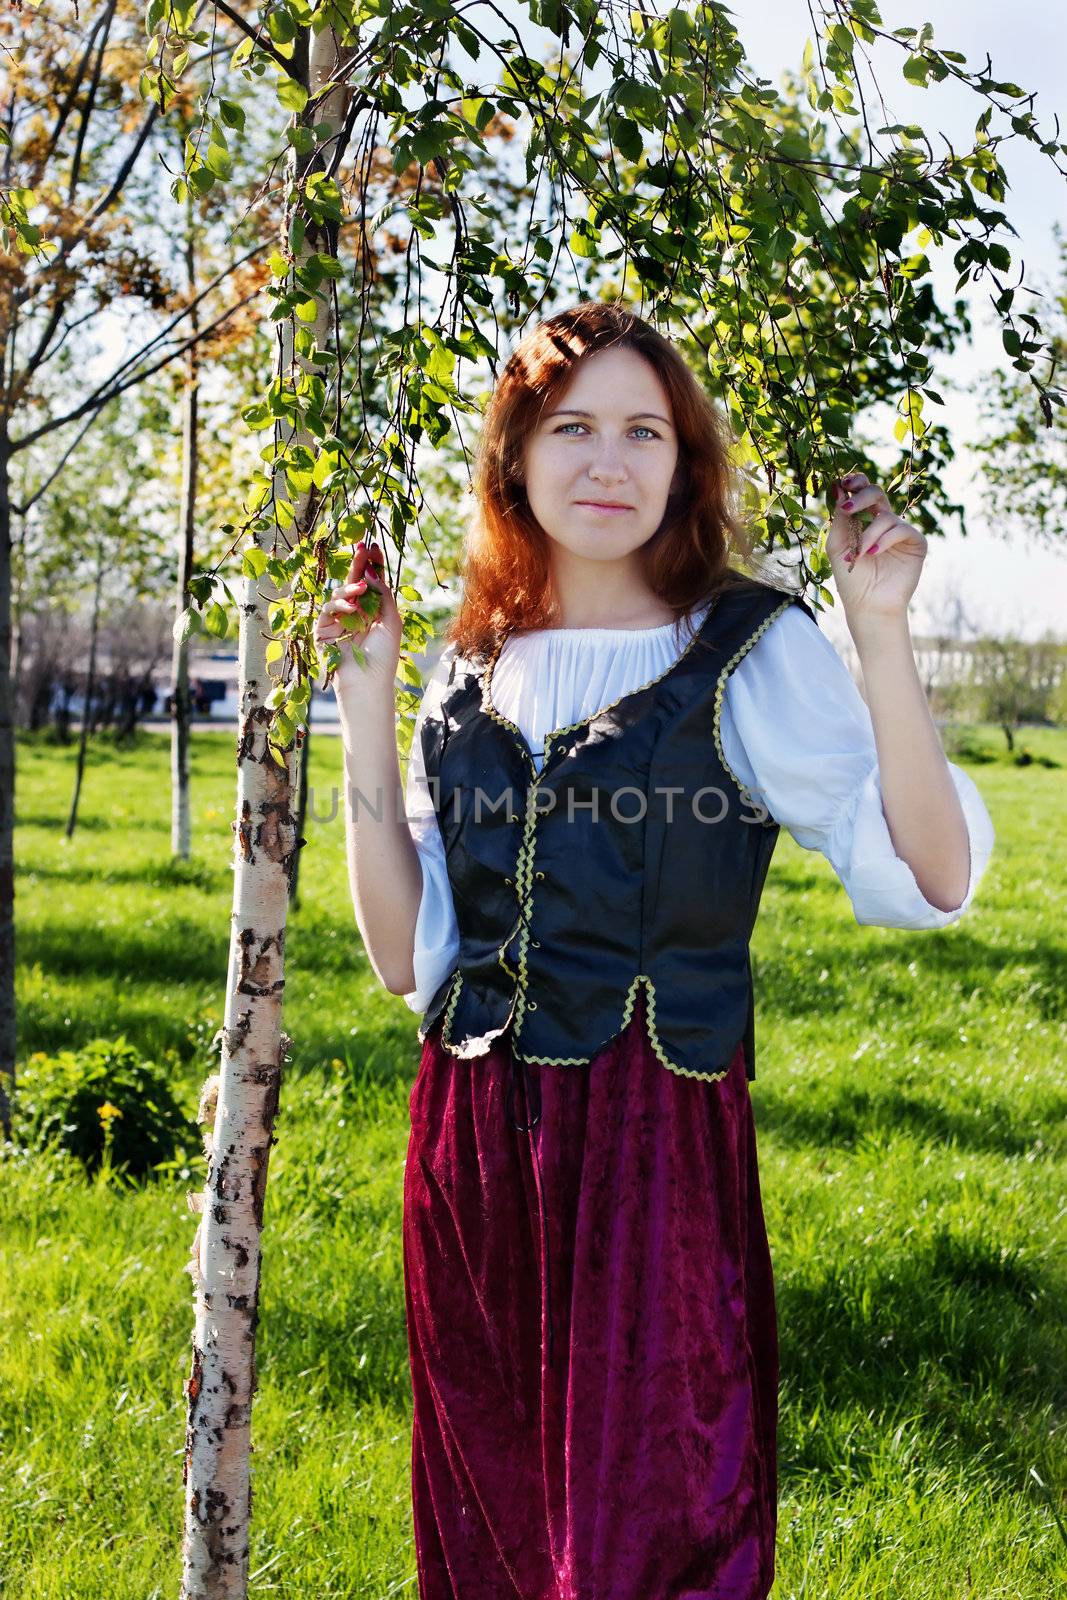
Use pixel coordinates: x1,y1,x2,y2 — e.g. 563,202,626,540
719,604,995,929
401,644,461,1012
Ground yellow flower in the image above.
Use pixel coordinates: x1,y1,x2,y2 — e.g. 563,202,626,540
97,1102,123,1123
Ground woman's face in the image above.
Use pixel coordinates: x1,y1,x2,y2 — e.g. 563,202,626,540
521,345,682,567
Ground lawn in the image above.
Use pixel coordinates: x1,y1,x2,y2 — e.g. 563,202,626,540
3,723,1065,1598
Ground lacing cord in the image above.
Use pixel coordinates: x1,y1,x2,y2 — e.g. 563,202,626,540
504,1050,555,1373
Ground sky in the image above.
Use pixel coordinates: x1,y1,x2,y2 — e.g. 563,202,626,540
725,0,1067,645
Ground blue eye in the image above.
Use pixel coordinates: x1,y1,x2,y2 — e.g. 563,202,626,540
554,423,660,439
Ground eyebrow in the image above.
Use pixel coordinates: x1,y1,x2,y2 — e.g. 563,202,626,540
545,408,674,426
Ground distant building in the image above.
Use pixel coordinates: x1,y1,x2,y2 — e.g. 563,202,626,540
148,633,452,725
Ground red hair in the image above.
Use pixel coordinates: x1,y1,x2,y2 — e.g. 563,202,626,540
444,299,765,660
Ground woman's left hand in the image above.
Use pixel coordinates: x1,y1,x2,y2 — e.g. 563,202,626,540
827,470,928,624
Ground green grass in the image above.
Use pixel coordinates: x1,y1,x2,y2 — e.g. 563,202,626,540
4,722,1065,1597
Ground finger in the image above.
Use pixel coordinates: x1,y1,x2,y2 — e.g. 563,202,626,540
344,539,387,583
837,483,888,516
344,540,374,583
855,524,908,559
853,509,899,550
326,586,366,613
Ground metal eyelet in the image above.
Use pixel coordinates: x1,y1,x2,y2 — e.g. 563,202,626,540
528,999,538,1010
532,940,541,948
535,870,545,880
504,876,512,885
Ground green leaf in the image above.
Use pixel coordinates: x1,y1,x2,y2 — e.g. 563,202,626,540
204,602,229,638
218,98,245,131
267,6,296,43
204,138,232,181
172,607,201,644
828,22,854,57
277,77,308,114
242,547,269,578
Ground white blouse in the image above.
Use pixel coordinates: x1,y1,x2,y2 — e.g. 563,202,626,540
401,599,995,1013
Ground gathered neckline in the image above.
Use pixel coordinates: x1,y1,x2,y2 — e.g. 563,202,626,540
481,599,721,768
513,599,714,641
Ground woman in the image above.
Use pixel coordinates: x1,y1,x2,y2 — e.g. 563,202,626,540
314,302,995,1600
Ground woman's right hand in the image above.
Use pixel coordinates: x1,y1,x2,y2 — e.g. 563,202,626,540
314,539,403,700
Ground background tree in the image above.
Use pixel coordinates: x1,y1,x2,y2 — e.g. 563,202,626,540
970,227,1067,548
0,0,278,1135
970,631,1065,752
16,385,170,830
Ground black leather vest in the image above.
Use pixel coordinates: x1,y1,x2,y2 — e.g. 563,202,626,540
415,573,817,1083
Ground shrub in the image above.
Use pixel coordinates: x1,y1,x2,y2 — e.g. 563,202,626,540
942,727,998,764
12,1037,196,1180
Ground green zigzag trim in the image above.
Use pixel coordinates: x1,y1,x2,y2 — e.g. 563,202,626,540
712,595,794,799
511,973,734,1083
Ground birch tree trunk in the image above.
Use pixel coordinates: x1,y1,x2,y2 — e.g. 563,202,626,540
0,426,13,1141
171,184,200,860
64,537,105,840
179,27,354,1598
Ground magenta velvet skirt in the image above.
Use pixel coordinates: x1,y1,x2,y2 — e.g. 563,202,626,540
401,986,779,1600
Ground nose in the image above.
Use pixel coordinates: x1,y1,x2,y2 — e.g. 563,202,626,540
587,443,629,486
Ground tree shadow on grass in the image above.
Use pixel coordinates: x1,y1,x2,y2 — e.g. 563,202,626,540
20,922,228,989
775,1224,1064,1491
21,811,119,832
16,858,229,893
753,1078,1064,1160
755,929,1067,1024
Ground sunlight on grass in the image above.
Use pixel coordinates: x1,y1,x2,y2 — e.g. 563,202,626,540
4,725,1065,1596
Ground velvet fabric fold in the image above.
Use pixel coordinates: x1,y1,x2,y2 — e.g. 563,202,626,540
402,987,779,1600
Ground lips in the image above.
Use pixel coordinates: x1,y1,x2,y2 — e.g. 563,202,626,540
576,500,634,510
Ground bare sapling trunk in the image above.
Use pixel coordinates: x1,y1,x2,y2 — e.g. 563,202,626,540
0,426,13,1140
65,538,105,840
171,189,199,860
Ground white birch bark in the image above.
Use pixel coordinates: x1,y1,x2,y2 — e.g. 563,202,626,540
171,199,199,861
179,28,354,1598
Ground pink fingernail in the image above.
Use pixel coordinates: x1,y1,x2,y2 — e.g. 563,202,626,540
868,541,880,554
842,497,854,510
